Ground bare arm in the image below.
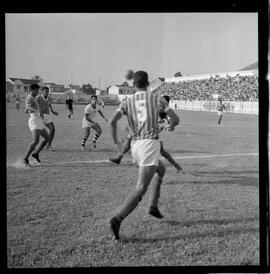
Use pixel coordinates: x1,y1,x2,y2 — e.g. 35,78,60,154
49,104,58,115
110,111,123,146
98,109,108,122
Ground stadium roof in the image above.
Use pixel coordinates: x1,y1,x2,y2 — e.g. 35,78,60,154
9,78,40,85
239,62,258,71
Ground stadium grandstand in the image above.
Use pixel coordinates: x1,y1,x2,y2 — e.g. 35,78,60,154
149,63,258,115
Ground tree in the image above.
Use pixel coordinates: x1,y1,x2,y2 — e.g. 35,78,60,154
82,84,95,95
174,72,182,77
122,81,129,86
31,75,43,81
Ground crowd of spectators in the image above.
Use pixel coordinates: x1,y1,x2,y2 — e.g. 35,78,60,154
155,74,258,102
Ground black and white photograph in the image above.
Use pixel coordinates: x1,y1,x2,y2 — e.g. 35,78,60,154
4,11,267,268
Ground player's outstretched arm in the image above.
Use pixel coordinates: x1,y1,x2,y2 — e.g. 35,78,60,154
49,104,58,115
98,109,108,122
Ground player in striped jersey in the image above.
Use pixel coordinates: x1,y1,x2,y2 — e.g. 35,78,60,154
108,71,179,240
36,87,58,151
109,95,183,172
22,84,49,167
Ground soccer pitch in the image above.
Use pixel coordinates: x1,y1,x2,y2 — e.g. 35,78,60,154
6,102,259,267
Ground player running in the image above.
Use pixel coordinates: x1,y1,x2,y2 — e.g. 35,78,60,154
108,70,179,240
81,95,108,150
109,95,183,172
65,96,74,119
216,98,226,125
22,83,49,167
36,87,58,151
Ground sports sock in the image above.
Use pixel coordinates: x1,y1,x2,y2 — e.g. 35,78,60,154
81,137,87,147
93,133,100,143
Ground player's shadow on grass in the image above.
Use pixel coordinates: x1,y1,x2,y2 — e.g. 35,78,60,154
197,170,258,175
52,149,86,152
54,148,116,152
166,176,258,187
121,219,259,243
165,149,210,154
162,216,258,227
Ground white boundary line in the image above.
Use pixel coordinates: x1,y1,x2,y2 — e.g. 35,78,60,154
7,152,258,168
36,152,258,166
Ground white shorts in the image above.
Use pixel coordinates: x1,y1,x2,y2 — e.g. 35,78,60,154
82,118,94,128
28,114,44,131
131,139,161,167
217,111,223,116
43,114,53,125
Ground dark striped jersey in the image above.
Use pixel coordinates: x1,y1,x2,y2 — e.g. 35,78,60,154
36,95,51,114
117,90,170,140
216,102,226,111
25,95,40,113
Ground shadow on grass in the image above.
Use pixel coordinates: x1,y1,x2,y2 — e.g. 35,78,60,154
54,148,115,152
162,216,259,227
120,225,259,244
166,176,258,187
164,149,210,154
183,163,209,167
196,170,258,175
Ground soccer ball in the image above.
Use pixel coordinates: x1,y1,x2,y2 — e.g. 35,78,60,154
124,69,134,80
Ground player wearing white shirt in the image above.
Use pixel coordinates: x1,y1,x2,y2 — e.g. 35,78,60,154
22,83,49,166
81,95,108,150
216,98,226,125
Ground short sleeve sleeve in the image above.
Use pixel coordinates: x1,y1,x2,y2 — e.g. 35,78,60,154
84,105,92,114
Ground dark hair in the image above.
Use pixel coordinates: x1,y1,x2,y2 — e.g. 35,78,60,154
42,87,49,92
133,71,149,89
159,112,167,119
162,95,170,103
91,95,97,100
30,83,40,91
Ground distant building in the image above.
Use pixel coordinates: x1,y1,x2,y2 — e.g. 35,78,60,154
69,84,81,92
6,80,14,94
108,84,135,101
44,83,66,93
96,89,107,96
8,77,43,97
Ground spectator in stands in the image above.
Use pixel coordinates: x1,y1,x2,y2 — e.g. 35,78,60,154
156,74,258,102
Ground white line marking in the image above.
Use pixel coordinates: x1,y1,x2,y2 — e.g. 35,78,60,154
36,152,258,166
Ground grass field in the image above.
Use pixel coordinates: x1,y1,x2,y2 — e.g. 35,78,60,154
6,102,259,267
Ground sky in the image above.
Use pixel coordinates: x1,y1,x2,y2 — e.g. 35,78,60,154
5,13,258,89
